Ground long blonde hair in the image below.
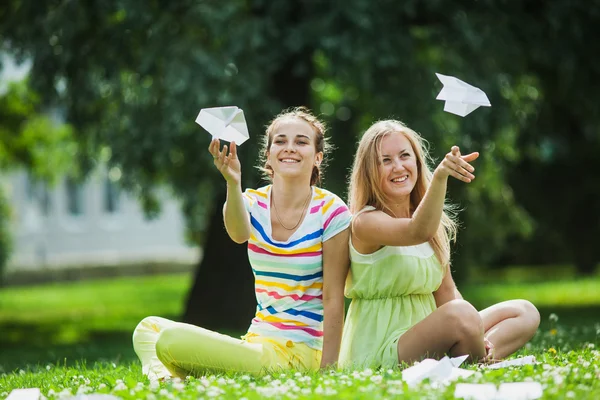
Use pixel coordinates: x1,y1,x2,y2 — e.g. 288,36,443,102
348,120,457,268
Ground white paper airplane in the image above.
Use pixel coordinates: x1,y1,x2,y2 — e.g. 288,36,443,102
435,73,491,117
455,382,543,400
195,106,249,145
486,355,537,370
6,388,40,400
401,355,475,387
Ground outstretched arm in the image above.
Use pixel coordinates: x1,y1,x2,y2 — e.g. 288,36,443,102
320,228,350,368
209,139,251,243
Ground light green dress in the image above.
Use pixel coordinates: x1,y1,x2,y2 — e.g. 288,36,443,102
339,207,444,369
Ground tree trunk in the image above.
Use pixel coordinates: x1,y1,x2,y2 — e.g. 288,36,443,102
182,189,256,331
182,19,314,330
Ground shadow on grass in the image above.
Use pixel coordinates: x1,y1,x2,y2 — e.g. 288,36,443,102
0,315,175,373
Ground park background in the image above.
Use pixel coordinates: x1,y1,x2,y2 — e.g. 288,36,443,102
0,1,599,399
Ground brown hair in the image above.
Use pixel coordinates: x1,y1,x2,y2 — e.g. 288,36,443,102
258,106,330,186
348,120,458,268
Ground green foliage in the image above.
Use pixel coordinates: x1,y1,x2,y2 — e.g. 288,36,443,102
1,0,599,274
0,79,77,275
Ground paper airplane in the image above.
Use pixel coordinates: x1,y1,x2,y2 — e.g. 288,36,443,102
6,388,40,400
455,382,543,400
195,106,249,145
401,355,475,387
486,355,537,370
435,73,491,117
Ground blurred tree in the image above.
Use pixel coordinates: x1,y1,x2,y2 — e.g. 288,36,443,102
0,79,76,279
1,0,598,329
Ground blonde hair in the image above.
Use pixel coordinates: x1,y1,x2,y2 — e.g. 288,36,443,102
348,120,457,268
258,107,330,186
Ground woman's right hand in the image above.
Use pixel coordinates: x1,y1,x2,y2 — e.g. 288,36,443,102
208,139,242,185
434,146,479,183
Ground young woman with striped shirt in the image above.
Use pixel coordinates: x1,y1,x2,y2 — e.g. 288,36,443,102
133,107,351,380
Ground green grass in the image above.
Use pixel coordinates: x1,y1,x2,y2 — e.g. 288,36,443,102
0,273,599,398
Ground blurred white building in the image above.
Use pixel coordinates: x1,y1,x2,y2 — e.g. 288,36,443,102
3,169,199,273
1,53,198,275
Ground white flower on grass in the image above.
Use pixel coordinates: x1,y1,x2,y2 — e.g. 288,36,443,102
315,386,324,395
76,385,92,395
200,377,211,387
46,364,53,371
172,381,185,391
301,388,311,395
361,368,374,377
57,388,73,399
370,375,383,384
584,373,593,380
241,375,252,381
206,387,225,397
566,391,575,398
113,381,127,392
294,371,303,377
263,374,272,382
587,343,595,349
216,377,226,385
149,380,159,391
298,375,311,384
549,313,559,322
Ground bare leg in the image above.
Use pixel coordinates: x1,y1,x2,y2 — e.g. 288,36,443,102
397,299,486,364
479,299,540,360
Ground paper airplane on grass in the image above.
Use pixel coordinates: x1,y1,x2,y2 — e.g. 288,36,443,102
6,388,40,400
401,355,475,387
486,355,537,370
435,73,491,117
195,106,249,145
455,382,543,400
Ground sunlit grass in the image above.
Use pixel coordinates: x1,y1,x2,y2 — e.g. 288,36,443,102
0,273,599,398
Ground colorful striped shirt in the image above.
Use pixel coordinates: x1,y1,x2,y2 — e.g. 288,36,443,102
242,185,351,350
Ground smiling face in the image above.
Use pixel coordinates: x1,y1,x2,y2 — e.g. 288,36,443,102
267,117,323,184
378,131,418,204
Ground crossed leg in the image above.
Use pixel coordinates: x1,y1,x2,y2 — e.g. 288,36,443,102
479,299,540,360
396,299,487,364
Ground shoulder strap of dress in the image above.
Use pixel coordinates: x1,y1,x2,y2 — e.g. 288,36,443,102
352,205,377,220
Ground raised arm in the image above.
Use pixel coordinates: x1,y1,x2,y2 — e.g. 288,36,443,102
209,139,251,244
353,146,479,247
320,227,350,368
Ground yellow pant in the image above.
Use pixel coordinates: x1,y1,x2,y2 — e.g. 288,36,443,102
132,316,321,380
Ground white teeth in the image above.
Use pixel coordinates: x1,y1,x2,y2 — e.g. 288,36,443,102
392,176,408,182
280,159,299,163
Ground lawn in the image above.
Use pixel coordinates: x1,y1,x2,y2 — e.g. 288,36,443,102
0,273,598,399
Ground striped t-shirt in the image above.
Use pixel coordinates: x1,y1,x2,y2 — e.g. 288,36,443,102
242,185,351,350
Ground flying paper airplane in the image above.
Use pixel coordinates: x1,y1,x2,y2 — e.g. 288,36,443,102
455,382,543,400
435,73,491,117
195,106,249,145
486,355,537,370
